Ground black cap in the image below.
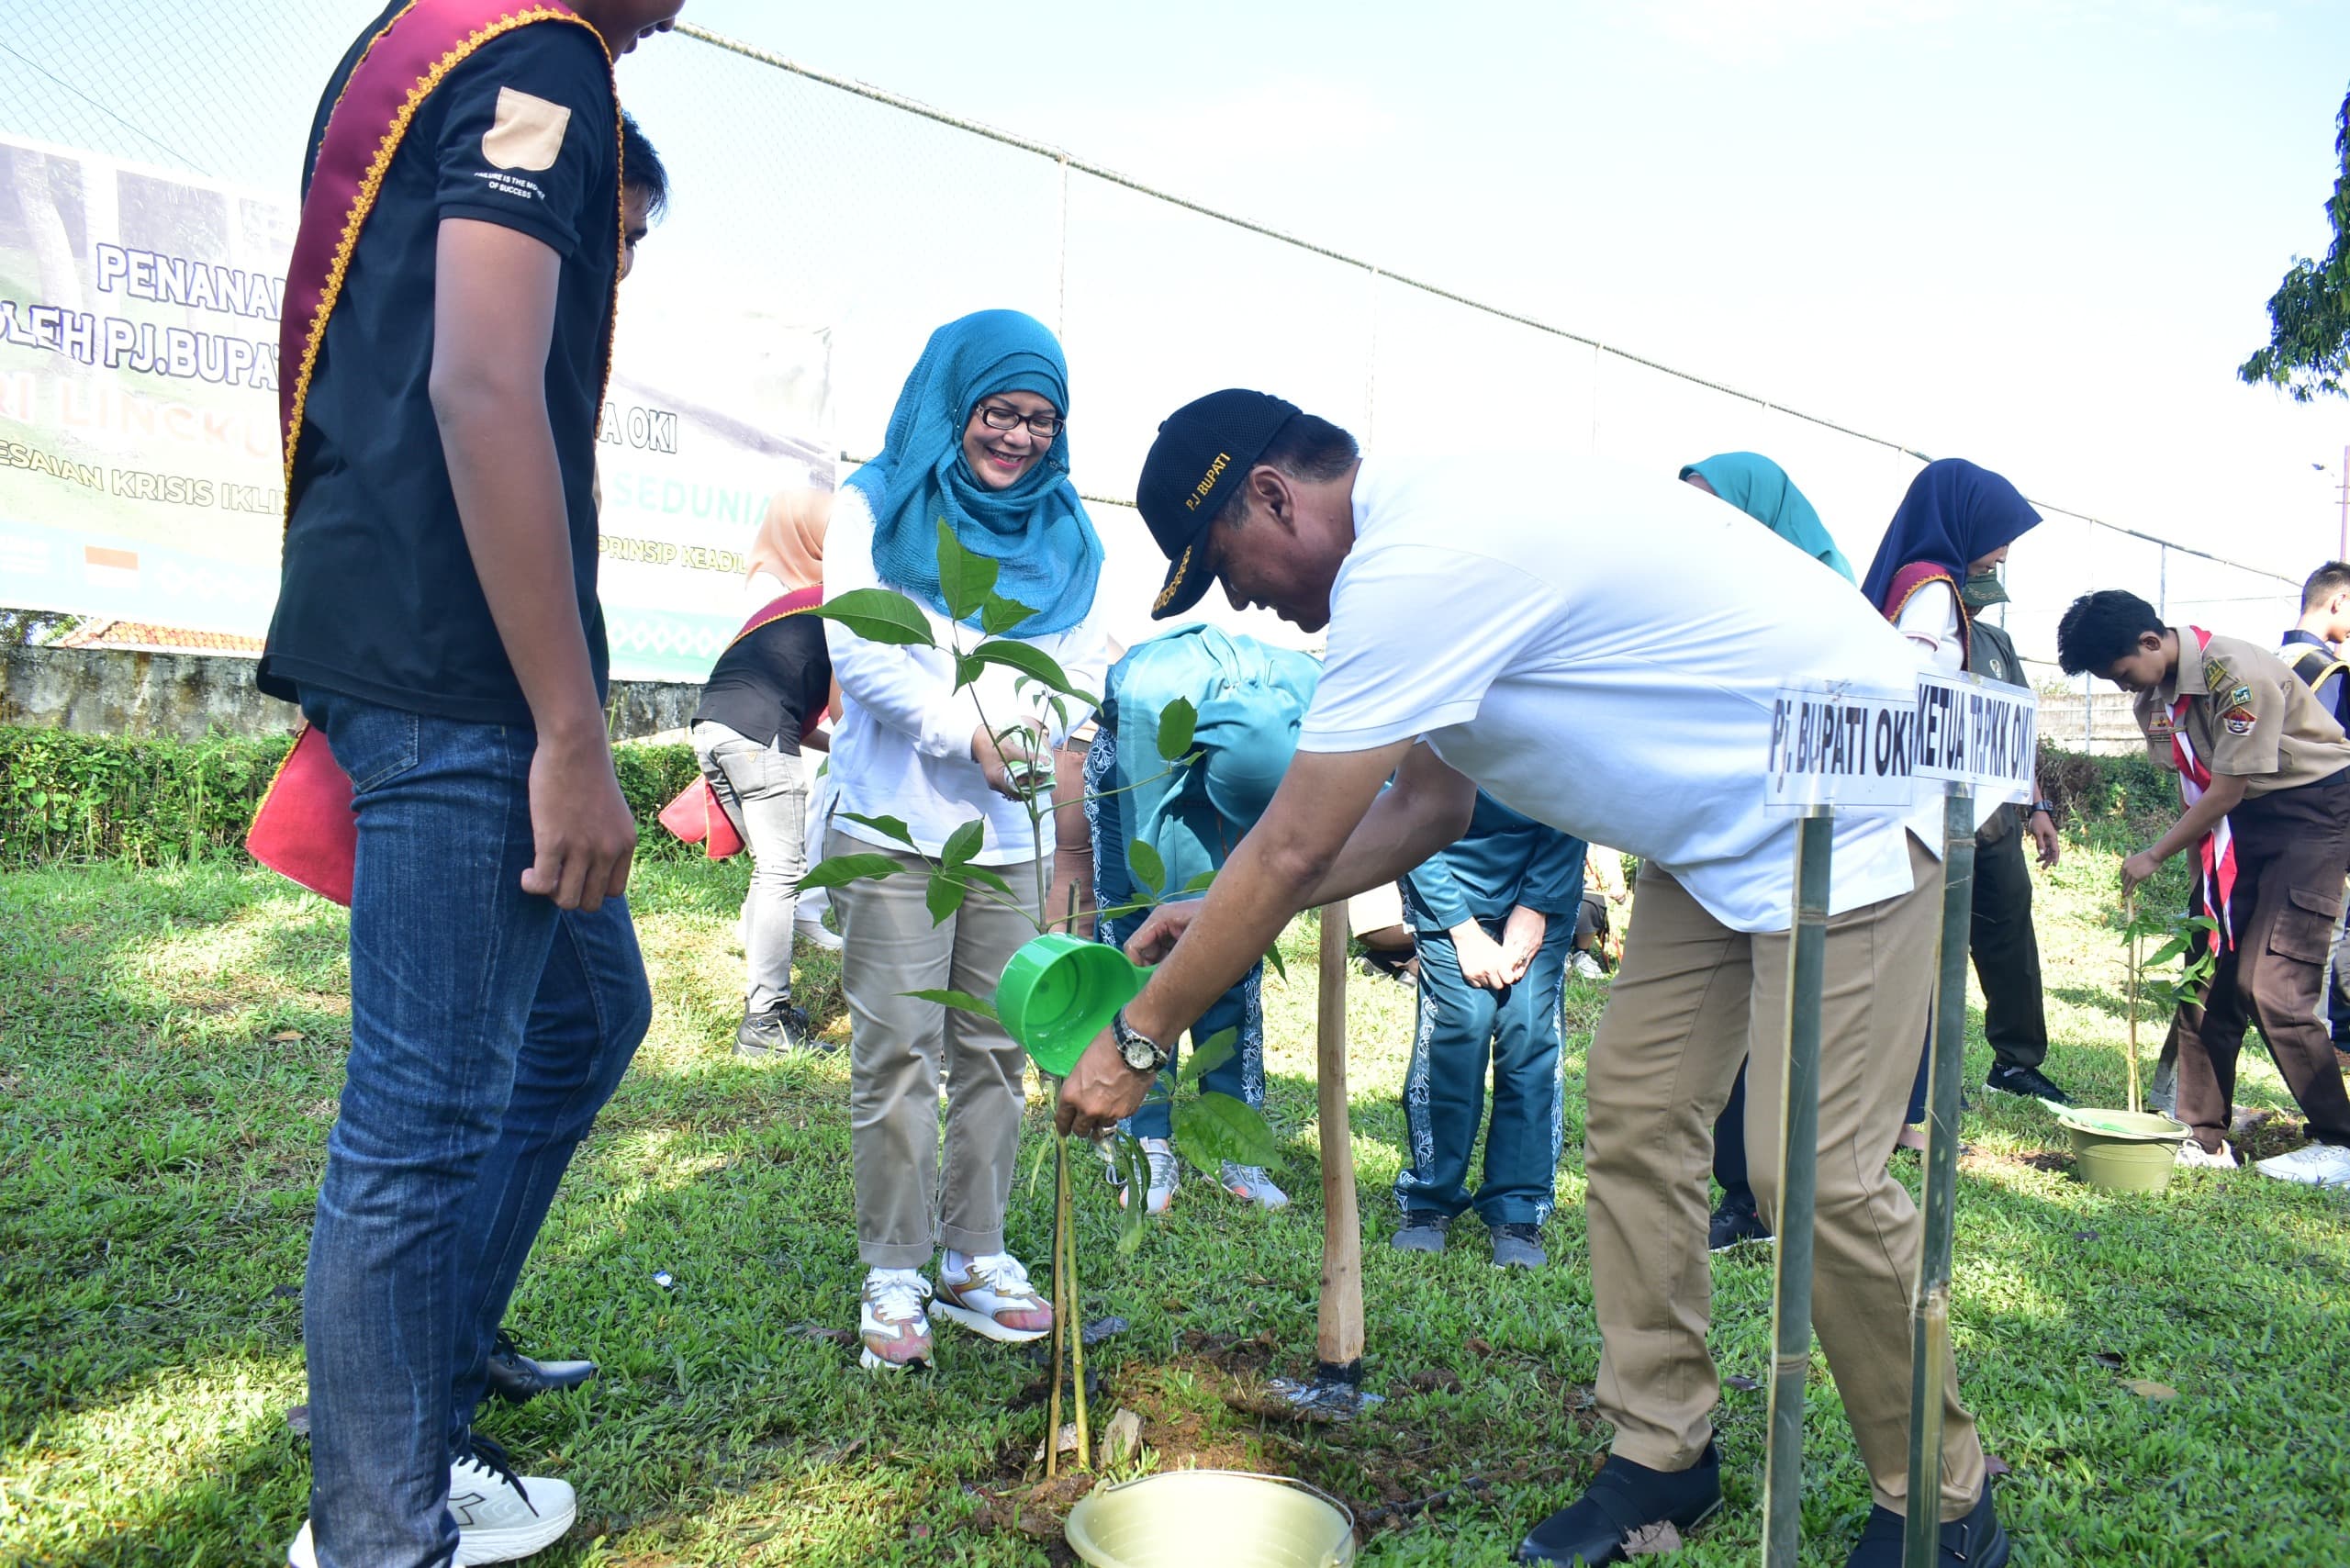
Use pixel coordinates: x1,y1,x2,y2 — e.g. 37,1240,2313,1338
1135,388,1300,620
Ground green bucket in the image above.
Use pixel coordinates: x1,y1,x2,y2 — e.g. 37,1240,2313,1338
2056,1107,2189,1193
1064,1471,1356,1568
996,933,1154,1078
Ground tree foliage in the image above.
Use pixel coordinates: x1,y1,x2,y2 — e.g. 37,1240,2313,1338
2239,83,2350,402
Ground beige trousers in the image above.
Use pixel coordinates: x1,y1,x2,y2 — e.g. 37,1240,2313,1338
828,828,1046,1269
1585,834,1986,1520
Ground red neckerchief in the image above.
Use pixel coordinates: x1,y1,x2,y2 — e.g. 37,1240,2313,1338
2171,626,2237,955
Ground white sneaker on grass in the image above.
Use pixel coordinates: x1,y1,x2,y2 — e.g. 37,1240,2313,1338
1569,949,1607,980
795,916,845,953
1218,1162,1291,1209
286,1444,576,1566
2254,1141,2350,1186
1106,1136,1181,1215
2175,1138,2236,1170
934,1251,1053,1342
858,1267,934,1372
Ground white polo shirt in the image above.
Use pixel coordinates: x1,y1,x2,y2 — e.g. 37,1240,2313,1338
1298,454,1940,934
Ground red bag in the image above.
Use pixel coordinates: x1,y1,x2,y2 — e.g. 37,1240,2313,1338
245,723,358,906
659,777,745,859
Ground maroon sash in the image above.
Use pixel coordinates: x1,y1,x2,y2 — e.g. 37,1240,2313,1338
252,0,617,904
1881,559,1970,668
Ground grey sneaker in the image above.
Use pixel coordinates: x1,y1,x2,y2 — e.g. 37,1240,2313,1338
1490,1222,1546,1270
1392,1213,1449,1252
735,1002,812,1058
1218,1162,1291,1209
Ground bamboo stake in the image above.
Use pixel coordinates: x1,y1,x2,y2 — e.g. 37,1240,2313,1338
1046,1134,1067,1478
2124,890,2141,1115
1067,1159,1091,1468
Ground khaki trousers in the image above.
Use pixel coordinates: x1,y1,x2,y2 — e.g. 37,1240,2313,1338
1585,834,1986,1520
829,828,1046,1269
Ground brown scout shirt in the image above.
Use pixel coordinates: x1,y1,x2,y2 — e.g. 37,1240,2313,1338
2134,629,2350,797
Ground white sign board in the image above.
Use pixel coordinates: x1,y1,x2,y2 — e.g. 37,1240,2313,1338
1913,671,2038,805
1764,683,1922,814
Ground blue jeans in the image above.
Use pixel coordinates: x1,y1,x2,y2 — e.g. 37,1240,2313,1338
1098,908,1263,1143
298,689,650,1568
1395,922,1572,1226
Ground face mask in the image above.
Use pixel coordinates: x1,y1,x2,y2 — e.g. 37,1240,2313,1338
1961,568,2009,610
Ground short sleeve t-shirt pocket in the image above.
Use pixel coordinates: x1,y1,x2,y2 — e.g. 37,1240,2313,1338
431,27,612,259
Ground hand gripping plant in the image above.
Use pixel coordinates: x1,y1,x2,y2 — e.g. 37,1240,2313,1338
803,521,1280,1473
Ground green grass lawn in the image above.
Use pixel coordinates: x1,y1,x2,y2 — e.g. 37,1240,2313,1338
4,824,2348,1566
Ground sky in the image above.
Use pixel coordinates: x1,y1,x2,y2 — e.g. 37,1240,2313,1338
6,0,2349,666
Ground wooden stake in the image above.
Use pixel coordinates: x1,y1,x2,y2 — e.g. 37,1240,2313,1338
1046,1134,1067,1478
2124,890,2141,1115
1314,902,1364,1376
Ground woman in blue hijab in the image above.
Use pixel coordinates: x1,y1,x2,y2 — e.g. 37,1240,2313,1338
1858,457,2042,671
821,310,1113,1373
1679,451,1854,582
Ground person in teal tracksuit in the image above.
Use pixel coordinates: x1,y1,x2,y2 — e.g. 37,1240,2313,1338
1392,790,1588,1269
1086,624,1320,1215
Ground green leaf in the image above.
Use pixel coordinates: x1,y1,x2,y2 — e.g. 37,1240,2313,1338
1261,942,1287,983
935,518,1000,620
1116,1135,1150,1254
941,818,985,870
815,588,934,647
839,812,915,848
1155,696,1197,761
1179,1027,1237,1085
796,852,904,891
924,871,968,925
1171,1092,1278,1169
956,862,1017,898
969,641,1098,707
2143,935,2189,969
1026,1132,1054,1195
901,987,1000,1022
1128,837,1166,898
1181,869,1217,894
953,653,986,691
980,590,1035,636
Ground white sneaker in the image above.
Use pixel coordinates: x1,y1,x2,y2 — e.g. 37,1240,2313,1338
2254,1141,2350,1186
795,916,844,953
287,1450,578,1566
1219,1161,1291,1209
1111,1137,1181,1215
1569,949,1607,980
2175,1138,2237,1170
934,1251,1053,1342
858,1267,934,1371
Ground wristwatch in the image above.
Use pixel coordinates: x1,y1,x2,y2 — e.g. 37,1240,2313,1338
2028,800,2055,819
1111,1007,1170,1075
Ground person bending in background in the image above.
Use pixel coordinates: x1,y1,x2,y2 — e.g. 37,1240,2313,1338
2282,560,2350,1052
1863,459,2070,1134
1391,790,1586,1270
1572,846,1628,980
744,488,848,956
1087,624,1318,1215
1679,452,1858,1248
822,310,1113,1371
2060,589,2350,1186
690,491,833,1057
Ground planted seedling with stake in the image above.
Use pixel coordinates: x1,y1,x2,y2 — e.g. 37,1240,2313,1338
801,521,1283,1473
2116,895,2219,1114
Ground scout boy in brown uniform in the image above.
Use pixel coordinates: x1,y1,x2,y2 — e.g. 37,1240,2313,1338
2057,589,2350,1185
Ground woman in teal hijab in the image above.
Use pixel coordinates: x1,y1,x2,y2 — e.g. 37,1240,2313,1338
845,308,1102,635
1679,451,1854,583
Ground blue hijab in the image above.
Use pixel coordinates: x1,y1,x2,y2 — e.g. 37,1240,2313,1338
1679,452,1853,582
845,310,1103,636
1859,458,2041,612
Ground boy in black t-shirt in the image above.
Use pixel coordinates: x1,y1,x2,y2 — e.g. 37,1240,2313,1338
263,6,685,1565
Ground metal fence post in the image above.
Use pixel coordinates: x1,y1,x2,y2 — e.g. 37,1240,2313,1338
1761,809,1833,1568
1903,787,1975,1566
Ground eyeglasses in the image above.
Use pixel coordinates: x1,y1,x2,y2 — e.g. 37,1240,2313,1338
975,402,1063,440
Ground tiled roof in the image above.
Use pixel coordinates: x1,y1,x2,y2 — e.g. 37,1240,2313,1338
51,620,265,656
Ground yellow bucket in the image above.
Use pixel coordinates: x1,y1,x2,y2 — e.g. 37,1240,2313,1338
1064,1471,1357,1568
2057,1107,2189,1193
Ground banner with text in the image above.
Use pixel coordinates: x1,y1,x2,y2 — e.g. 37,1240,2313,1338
1766,673,2039,813
0,134,831,681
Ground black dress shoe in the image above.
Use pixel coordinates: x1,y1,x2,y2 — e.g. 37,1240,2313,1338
735,1002,817,1058
1985,1064,2069,1104
484,1328,597,1406
1844,1483,2009,1567
1517,1442,1723,1564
